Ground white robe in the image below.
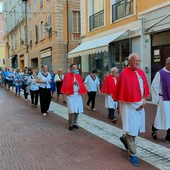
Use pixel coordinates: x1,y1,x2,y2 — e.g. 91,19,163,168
67,84,84,114
151,67,170,130
105,95,118,109
105,77,118,109
120,72,145,136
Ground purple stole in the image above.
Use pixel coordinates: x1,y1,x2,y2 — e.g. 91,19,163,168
159,69,170,101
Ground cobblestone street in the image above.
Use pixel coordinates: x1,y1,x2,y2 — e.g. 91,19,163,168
0,89,158,170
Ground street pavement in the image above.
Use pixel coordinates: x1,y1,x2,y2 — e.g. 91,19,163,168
0,88,167,169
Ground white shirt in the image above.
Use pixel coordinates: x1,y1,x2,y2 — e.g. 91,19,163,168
28,75,39,91
54,74,64,82
37,71,51,89
84,75,100,92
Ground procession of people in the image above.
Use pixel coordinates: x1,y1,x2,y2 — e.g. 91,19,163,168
1,52,170,167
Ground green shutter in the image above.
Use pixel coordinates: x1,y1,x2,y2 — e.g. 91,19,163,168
68,10,73,33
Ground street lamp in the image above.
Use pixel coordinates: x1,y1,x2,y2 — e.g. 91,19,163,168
44,22,57,36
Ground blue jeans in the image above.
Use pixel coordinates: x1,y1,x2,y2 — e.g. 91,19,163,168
15,85,21,94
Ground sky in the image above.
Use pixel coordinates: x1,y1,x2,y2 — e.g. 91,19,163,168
0,3,2,12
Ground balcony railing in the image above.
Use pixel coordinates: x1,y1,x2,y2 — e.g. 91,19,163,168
112,0,134,22
89,9,104,31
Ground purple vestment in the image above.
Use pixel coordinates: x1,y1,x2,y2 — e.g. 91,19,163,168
159,69,170,101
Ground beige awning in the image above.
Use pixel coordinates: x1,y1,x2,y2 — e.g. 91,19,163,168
68,30,128,58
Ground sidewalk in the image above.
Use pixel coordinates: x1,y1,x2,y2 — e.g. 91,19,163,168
0,88,157,170
53,93,170,149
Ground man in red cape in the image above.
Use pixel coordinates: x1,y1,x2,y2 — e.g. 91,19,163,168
113,53,149,166
101,67,118,123
61,64,87,130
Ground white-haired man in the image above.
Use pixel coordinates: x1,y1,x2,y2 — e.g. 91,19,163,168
113,53,149,166
101,67,118,123
151,57,170,141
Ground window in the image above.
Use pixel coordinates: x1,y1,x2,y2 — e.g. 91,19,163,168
72,11,80,33
40,0,43,8
29,30,32,46
112,0,134,22
28,3,32,19
89,0,104,31
34,0,37,13
24,25,27,43
40,21,45,40
19,27,22,46
14,32,17,49
48,15,52,36
35,25,38,43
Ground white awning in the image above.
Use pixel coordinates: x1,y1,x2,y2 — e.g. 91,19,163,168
68,30,128,58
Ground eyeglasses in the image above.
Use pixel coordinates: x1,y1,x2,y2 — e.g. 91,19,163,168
133,60,142,63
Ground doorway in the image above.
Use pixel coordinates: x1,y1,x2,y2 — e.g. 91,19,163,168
151,45,170,81
31,58,38,69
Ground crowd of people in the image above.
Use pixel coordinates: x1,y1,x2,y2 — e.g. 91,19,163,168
0,53,170,167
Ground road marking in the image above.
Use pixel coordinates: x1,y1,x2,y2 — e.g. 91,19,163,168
49,101,170,170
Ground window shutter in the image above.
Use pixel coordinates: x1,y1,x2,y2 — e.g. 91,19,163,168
68,10,73,33
35,25,38,43
48,15,52,36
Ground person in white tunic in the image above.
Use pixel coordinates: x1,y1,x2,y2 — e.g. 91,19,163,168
151,57,170,141
61,64,87,130
100,67,118,123
113,53,149,166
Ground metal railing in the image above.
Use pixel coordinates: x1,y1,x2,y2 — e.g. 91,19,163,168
112,0,134,22
89,9,104,31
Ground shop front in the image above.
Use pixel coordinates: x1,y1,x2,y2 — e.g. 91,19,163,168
68,30,129,80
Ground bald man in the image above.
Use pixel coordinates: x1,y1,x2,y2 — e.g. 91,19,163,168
113,53,149,166
151,57,170,141
101,67,118,123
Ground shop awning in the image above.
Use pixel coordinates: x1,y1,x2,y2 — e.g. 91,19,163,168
68,30,128,58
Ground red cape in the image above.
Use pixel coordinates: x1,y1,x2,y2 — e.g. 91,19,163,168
113,67,149,102
61,72,87,95
101,74,117,95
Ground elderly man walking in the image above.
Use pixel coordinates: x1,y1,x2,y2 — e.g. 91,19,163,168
101,67,118,123
113,53,149,166
61,64,87,130
151,57,170,141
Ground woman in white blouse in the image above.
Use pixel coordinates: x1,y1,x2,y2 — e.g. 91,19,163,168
54,68,66,103
36,65,51,116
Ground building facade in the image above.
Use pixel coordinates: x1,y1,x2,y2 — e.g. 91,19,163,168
0,12,5,68
3,0,26,70
27,0,80,72
3,0,80,72
68,0,170,84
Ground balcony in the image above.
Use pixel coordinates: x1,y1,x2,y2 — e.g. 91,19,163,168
89,9,104,31
112,0,134,22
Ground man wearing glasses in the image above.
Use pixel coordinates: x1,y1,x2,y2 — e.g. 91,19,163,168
113,53,149,166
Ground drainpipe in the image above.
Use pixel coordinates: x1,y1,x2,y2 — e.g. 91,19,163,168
22,0,28,67
140,17,144,69
66,0,69,55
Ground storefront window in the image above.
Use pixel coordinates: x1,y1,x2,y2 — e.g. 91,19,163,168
89,51,109,81
111,40,130,72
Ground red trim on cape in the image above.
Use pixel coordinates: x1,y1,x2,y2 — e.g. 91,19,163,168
61,72,87,95
113,67,149,102
101,74,117,95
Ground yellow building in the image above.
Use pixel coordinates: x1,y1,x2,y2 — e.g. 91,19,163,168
0,12,5,68
68,0,170,83
27,0,80,72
